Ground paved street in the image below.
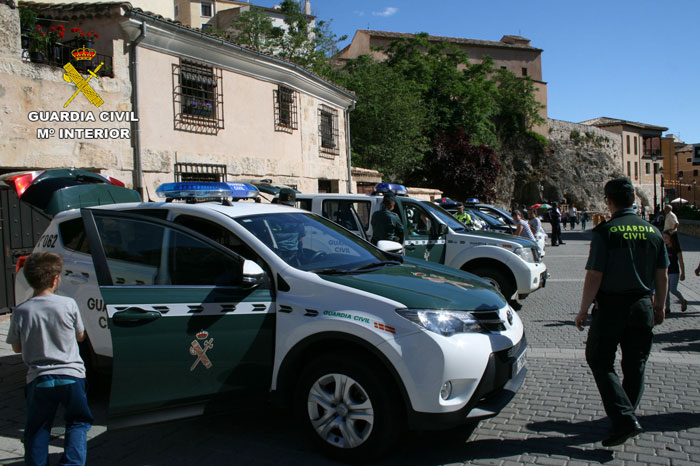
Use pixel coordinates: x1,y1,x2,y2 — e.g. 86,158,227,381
1,226,700,465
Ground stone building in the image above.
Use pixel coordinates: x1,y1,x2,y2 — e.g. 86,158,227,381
1,1,356,197
580,117,669,208
335,30,548,137
668,141,700,206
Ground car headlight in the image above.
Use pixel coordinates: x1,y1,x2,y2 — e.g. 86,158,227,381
396,309,484,336
514,246,535,263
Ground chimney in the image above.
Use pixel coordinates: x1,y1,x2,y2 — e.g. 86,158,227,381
303,0,311,15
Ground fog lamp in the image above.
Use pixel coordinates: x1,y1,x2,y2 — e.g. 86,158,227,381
440,381,453,400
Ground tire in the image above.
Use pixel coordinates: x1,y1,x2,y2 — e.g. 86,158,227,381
470,266,516,300
294,354,403,462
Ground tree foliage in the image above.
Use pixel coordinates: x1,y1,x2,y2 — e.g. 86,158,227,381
425,128,501,201
335,56,428,182
338,33,543,194
226,0,345,75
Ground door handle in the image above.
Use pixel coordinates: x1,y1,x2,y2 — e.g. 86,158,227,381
112,307,161,326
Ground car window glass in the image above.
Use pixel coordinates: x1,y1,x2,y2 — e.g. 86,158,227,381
94,216,242,287
59,218,90,254
403,203,433,236
173,214,255,261
296,199,312,211
422,202,465,231
235,213,388,271
321,200,368,232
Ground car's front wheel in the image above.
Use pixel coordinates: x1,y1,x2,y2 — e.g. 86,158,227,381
295,354,402,462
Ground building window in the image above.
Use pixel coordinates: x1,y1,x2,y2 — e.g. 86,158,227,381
645,163,650,174
521,67,527,76
318,104,339,156
654,163,658,174
695,169,699,177
172,58,224,135
626,135,630,154
627,161,631,176
634,162,638,179
174,162,227,182
688,158,692,163
201,2,212,17
273,86,298,133
634,137,637,155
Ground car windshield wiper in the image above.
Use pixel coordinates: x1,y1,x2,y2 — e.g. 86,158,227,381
309,268,350,275
349,260,401,272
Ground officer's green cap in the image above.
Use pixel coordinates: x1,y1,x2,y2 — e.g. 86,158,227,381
604,177,634,196
278,188,296,206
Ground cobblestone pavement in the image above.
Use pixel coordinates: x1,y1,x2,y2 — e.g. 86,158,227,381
1,226,699,465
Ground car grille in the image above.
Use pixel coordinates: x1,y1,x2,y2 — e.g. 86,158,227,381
471,309,506,332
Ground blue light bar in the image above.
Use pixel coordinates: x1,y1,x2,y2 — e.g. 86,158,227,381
374,183,408,196
156,182,259,199
465,198,480,204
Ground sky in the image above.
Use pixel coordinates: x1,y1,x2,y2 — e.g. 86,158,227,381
253,0,700,144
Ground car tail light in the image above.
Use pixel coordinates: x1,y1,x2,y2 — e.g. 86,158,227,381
15,255,29,274
5,171,44,198
99,175,126,187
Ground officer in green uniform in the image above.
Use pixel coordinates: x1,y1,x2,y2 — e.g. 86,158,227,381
455,204,472,226
575,177,668,447
370,195,403,245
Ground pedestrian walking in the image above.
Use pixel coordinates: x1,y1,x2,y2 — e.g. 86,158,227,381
575,177,668,447
663,205,679,232
562,209,568,230
6,252,93,465
569,205,578,230
549,202,564,246
581,209,589,230
663,230,687,313
370,195,403,244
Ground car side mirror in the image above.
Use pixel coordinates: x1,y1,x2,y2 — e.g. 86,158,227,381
439,224,448,235
376,240,404,255
242,260,265,289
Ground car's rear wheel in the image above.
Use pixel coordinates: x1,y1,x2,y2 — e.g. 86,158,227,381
295,354,402,462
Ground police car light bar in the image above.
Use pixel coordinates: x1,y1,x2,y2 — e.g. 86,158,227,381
156,182,259,200
374,183,408,196
465,198,480,204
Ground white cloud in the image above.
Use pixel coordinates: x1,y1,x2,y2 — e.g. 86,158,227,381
353,10,365,16
372,7,398,17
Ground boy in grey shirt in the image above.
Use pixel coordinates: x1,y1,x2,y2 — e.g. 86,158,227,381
7,252,92,466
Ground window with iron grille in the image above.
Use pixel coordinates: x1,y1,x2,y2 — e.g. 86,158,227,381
274,86,298,133
172,59,224,135
174,162,227,182
318,104,339,156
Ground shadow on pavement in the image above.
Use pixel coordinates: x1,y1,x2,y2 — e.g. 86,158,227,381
543,320,577,328
653,328,700,353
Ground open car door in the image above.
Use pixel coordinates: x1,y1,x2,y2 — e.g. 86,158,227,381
80,208,275,427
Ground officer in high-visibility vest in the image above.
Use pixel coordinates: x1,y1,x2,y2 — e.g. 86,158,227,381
454,204,472,225
575,177,668,447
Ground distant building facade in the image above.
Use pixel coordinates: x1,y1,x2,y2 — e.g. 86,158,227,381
174,0,313,32
336,30,548,137
580,117,669,208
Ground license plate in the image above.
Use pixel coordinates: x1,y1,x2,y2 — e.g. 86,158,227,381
512,349,527,377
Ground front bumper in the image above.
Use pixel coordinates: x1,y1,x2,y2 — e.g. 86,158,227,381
407,336,528,430
516,261,547,297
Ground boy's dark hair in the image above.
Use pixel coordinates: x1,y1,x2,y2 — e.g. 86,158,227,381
24,252,63,291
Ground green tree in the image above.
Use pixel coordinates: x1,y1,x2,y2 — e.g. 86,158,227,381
336,56,429,182
228,7,281,54
492,68,545,145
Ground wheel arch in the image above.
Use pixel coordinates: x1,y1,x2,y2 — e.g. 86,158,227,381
275,332,411,412
461,258,516,294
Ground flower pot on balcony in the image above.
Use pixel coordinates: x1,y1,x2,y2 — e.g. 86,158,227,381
29,50,47,63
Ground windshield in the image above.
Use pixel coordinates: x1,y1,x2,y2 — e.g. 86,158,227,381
234,212,398,272
421,201,467,232
469,209,503,226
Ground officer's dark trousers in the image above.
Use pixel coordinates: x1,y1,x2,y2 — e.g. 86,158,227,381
585,293,654,430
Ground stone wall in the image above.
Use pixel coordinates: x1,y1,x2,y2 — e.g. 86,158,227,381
679,219,700,238
548,118,621,161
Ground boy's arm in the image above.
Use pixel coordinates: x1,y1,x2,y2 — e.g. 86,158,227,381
11,343,22,353
76,331,86,342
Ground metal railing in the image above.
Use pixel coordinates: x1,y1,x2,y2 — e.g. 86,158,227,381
21,35,113,78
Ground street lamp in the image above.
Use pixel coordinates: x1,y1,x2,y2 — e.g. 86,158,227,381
660,167,664,209
652,155,658,211
694,180,697,208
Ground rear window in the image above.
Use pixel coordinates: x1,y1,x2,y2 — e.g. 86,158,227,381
59,218,90,254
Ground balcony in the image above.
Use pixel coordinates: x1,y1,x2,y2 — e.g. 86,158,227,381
21,34,113,78
642,135,661,158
